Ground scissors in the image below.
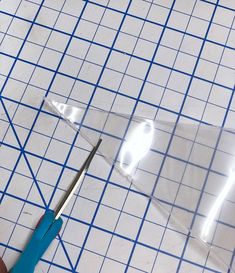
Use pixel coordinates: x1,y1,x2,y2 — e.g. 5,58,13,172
10,139,102,273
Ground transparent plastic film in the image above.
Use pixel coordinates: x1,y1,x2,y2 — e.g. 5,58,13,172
45,98,235,272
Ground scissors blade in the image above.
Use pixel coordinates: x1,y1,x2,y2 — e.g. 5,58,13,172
54,138,102,219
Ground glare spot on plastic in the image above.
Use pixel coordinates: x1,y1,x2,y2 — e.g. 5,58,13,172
120,120,154,175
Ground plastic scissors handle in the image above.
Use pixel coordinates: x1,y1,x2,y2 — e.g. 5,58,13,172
10,211,62,273
10,139,101,273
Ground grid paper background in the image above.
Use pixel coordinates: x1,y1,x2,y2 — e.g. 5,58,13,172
0,0,235,273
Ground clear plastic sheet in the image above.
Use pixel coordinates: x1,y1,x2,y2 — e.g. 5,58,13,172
45,97,235,272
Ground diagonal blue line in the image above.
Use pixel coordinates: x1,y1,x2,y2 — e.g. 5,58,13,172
3,0,233,51
0,98,47,206
175,1,231,272
119,1,180,271
3,98,235,187
200,0,235,12
0,191,224,273
0,0,48,207
1,43,234,92
0,0,76,269
71,1,139,270
193,15,235,273
1,0,234,272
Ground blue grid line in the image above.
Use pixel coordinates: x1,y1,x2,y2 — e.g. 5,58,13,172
41,2,123,271
24,0,235,40
1,6,234,82
0,80,233,129
149,1,211,269
3,98,235,195
86,0,235,44
2,174,235,242
166,0,235,271
177,108,232,270
2,102,235,206
0,75,51,262
2,162,235,235
70,0,201,270
0,80,227,130
1,37,234,93
0,0,51,265
1,46,233,98
179,11,235,134
25,0,234,32
0,193,226,273
45,0,108,209
194,9,235,260
0,5,63,218
230,250,235,272
197,15,235,272
2,129,235,212
65,1,138,270
0,199,226,273
0,242,73,273
14,0,152,268
0,0,49,206
0,0,24,50
0,1,46,96
0,4,79,269
0,0,234,270
1,65,232,118
23,0,234,47
152,0,199,120
3,140,235,232
1,29,234,100
201,0,235,12
0,19,66,206
24,1,94,271
2,156,235,254
1,31,234,89
0,54,229,114
174,1,234,271
96,2,164,270
0,0,86,217
0,10,234,60
0,8,234,61
2,24,234,89
1,50,234,127
0,239,222,273
0,0,91,270
1,141,235,234
120,0,186,271
120,1,225,272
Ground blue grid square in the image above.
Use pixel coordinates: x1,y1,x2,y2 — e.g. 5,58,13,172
1,35,23,56
55,12,77,33
76,250,103,273
107,236,133,264
20,41,43,63
16,0,39,20
36,6,59,27
168,10,190,31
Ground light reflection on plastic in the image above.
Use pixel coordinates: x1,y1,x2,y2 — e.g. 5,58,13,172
51,101,82,123
201,168,235,242
120,120,154,175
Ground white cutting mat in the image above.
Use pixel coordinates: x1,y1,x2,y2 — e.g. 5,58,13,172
0,0,235,272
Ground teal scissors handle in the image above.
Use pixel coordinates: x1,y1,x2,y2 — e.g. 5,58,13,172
10,211,63,273
10,139,101,273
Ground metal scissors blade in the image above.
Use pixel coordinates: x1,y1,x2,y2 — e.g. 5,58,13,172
54,138,102,219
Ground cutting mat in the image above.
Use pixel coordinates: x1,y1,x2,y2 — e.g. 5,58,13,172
0,0,235,272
